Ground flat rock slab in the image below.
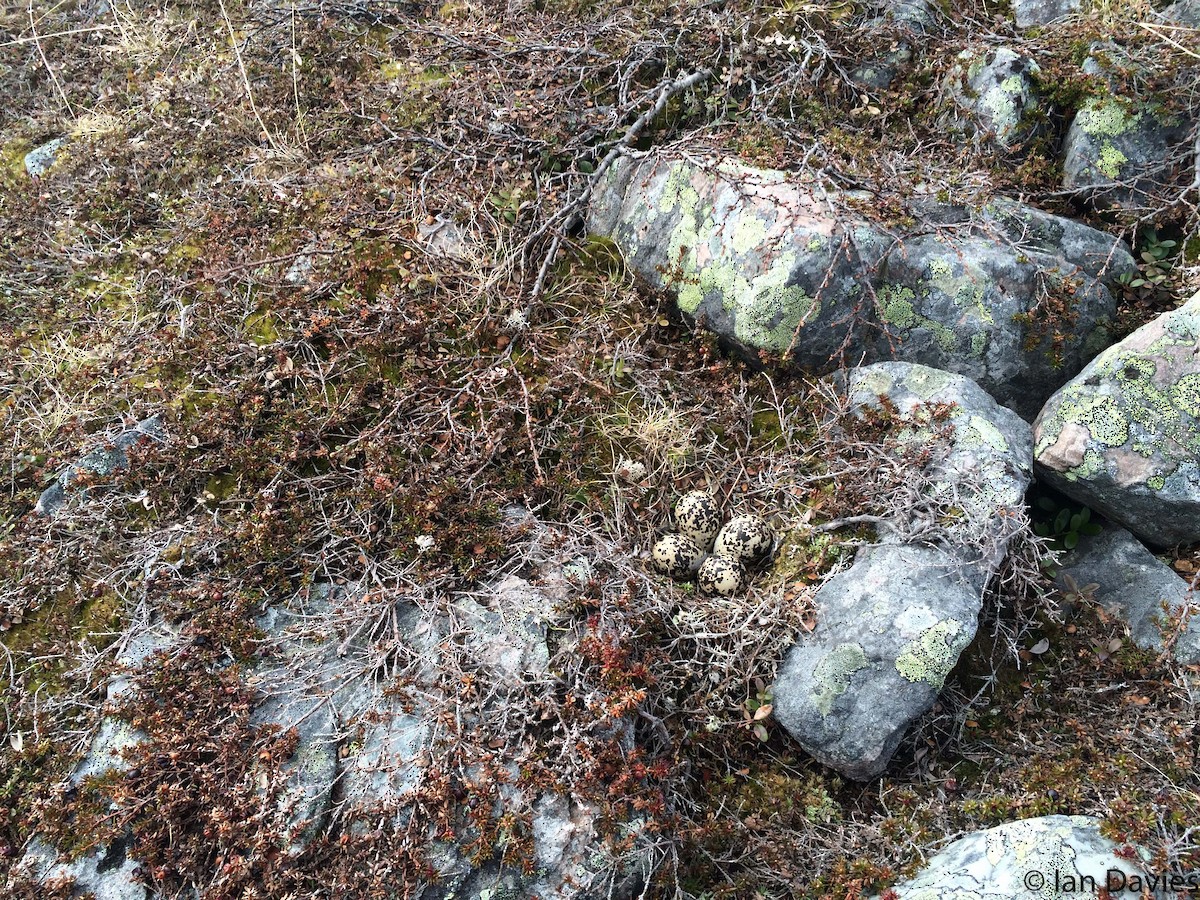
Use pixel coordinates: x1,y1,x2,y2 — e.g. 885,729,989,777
588,153,1132,418
36,416,165,517
1056,526,1200,664
772,363,1032,780
872,815,1153,898
15,835,149,900
1034,291,1200,547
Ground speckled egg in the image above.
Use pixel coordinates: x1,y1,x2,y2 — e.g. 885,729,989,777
697,554,746,596
651,533,705,579
675,490,723,548
713,514,773,563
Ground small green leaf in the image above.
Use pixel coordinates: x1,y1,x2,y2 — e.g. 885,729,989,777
1054,509,1071,533
1064,531,1079,549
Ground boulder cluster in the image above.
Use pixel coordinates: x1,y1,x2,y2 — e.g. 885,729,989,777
651,490,773,596
592,150,1200,782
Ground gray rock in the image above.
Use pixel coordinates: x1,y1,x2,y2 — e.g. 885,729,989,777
72,624,177,786
871,815,1152,898
587,154,1133,417
17,626,176,899
773,543,982,780
15,835,150,900
36,417,165,518
1013,0,1080,27
1164,0,1200,25
976,197,1136,282
252,601,345,854
945,47,1043,152
849,1,933,88
772,363,1033,779
850,48,912,91
1056,526,1200,664
872,230,1120,418
311,575,616,897
24,137,66,177
1033,291,1200,547
1062,52,1193,209
587,154,892,370
841,363,1035,575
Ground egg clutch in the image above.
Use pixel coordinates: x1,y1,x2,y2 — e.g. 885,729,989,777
651,490,773,596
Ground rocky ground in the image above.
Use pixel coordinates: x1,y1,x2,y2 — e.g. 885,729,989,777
1,0,1199,897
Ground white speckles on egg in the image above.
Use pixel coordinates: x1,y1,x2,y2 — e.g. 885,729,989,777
675,490,723,547
713,514,773,562
697,555,746,596
651,533,705,579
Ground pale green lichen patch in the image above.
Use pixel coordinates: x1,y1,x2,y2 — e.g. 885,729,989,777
1075,98,1140,138
731,214,768,255
878,284,917,329
895,620,967,689
1169,373,1200,418
1096,143,1128,178
900,366,957,400
733,284,818,353
927,259,953,281
963,415,1007,452
812,643,868,715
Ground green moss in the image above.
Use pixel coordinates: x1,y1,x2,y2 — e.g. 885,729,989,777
895,620,967,689
1,137,32,191
812,643,868,715
245,307,281,345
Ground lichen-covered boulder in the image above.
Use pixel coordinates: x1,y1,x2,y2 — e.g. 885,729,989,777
1056,526,1200,664
872,231,1120,419
1033,291,1200,547
772,363,1033,779
871,815,1151,899
1013,0,1079,27
945,47,1043,151
840,363,1035,573
588,153,1134,418
36,416,165,517
587,153,891,369
1062,53,1193,208
773,544,981,780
